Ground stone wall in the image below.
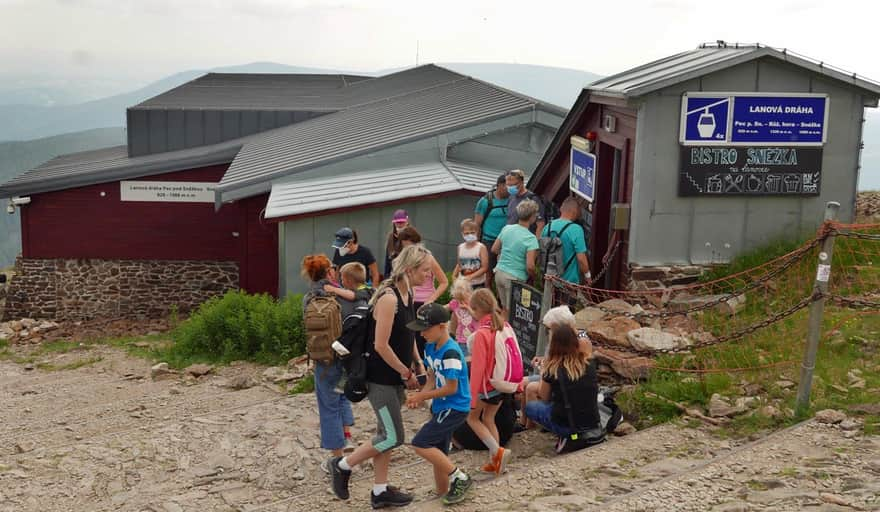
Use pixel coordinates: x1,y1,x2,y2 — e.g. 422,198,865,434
2,257,239,321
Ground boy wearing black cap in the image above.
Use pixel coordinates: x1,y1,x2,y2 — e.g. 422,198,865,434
405,303,473,505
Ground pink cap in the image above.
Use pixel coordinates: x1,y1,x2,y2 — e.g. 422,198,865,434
392,209,408,223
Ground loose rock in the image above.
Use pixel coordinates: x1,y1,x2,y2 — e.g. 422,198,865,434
814,409,847,424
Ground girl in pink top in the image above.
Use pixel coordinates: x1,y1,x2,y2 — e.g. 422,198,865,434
466,288,512,476
447,278,478,355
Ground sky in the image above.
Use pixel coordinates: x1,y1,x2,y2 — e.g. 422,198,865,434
2,0,880,89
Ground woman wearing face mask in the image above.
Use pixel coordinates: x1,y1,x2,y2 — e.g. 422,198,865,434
332,227,381,286
384,209,410,278
452,218,489,290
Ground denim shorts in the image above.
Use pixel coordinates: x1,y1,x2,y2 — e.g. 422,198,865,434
314,360,354,451
524,400,575,438
412,408,469,454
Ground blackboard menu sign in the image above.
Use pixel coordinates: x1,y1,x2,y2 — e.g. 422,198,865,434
509,280,542,371
679,146,822,196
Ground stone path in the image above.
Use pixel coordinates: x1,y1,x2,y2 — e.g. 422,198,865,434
0,345,877,511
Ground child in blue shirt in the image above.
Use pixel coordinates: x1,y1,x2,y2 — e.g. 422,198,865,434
406,303,474,506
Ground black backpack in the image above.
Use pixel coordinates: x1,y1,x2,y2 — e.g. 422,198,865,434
338,305,375,403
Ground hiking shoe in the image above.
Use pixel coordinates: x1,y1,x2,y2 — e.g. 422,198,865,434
480,460,497,473
320,458,330,475
492,447,511,475
442,475,473,505
370,485,413,509
328,457,351,500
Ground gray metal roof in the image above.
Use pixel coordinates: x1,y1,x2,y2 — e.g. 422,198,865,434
0,139,244,198
1,64,563,199
217,73,561,195
135,73,370,111
589,43,880,98
264,160,500,219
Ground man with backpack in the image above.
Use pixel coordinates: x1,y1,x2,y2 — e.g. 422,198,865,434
540,197,591,285
505,169,546,236
473,174,509,291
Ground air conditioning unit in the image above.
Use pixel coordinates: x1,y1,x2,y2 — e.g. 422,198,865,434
603,114,617,133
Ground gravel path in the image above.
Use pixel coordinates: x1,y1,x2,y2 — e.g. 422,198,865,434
0,345,876,511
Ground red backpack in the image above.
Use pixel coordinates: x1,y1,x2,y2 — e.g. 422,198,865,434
486,323,524,394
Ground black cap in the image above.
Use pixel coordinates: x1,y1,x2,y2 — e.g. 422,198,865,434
406,303,450,331
332,227,354,249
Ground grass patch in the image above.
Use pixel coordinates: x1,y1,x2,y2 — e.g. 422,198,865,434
288,373,315,394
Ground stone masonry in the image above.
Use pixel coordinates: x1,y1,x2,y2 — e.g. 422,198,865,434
2,257,238,321
627,264,707,290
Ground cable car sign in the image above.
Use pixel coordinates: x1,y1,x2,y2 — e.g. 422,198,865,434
680,92,828,146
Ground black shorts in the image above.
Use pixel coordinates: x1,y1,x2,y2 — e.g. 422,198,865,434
412,409,468,454
480,392,510,405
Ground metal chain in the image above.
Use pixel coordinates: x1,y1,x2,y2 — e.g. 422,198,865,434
585,292,817,356
588,240,624,286
827,294,880,310
833,231,880,241
549,235,820,320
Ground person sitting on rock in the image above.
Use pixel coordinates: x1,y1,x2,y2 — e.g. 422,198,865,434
523,323,600,445
518,306,592,431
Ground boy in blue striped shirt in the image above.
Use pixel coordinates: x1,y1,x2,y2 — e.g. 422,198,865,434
406,303,473,505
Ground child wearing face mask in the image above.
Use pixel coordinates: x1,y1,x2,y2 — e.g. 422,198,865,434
452,218,489,290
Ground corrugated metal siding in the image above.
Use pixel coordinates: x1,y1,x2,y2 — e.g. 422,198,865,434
220,78,534,192
264,160,500,219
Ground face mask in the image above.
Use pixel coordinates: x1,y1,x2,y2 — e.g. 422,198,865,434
507,185,519,196
337,245,350,257
463,234,477,243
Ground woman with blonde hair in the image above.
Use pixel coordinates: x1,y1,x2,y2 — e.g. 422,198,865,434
523,323,600,440
328,244,432,508
467,288,516,475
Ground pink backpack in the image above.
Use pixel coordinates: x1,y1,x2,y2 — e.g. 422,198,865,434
487,323,524,394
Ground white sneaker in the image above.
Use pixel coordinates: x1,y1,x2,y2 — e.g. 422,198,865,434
344,437,356,453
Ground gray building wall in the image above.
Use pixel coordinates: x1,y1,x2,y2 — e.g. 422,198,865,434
447,125,558,172
628,58,867,266
280,194,480,295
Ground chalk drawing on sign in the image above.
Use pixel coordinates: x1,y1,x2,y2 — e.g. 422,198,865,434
765,174,782,193
723,174,744,193
746,174,763,193
707,175,723,193
683,172,703,193
783,174,801,193
802,172,819,193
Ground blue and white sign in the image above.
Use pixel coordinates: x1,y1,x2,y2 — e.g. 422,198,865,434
680,93,828,146
681,96,730,144
570,147,596,202
731,96,827,144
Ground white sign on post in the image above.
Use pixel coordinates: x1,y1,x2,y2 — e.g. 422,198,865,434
120,181,215,203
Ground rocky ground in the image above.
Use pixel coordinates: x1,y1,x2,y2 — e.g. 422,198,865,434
0,342,876,512
856,191,880,221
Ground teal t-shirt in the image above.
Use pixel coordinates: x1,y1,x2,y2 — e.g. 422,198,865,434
541,219,588,284
475,195,508,243
495,224,539,281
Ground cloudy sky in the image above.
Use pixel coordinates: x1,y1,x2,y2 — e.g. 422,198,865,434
2,0,878,87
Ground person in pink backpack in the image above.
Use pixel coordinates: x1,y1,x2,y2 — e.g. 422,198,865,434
467,288,523,475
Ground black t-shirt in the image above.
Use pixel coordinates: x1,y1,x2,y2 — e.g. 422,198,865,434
544,359,600,431
366,287,415,385
333,245,377,283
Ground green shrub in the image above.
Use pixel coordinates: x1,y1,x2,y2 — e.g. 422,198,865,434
166,290,306,367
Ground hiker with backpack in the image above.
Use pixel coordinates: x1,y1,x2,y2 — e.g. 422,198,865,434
523,323,604,453
332,227,381,287
300,255,356,466
505,169,545,235
473,174,509,291
466,288,523,476
328,244,432,508
540,197,591,285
